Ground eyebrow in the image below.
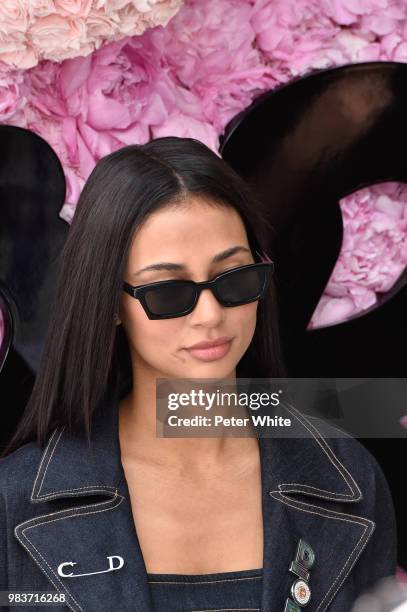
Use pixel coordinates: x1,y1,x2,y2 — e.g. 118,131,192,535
131,246,251,277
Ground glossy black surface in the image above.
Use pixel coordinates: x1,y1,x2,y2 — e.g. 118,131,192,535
220,61,407,337
0,125,67,446
220,62,407,565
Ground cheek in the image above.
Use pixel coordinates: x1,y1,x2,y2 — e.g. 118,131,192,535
124,304,181,357
230,302,258,346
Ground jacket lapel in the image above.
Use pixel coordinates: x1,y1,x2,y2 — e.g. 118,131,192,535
258,401,375,612
14,393,375,612
14,395,155,612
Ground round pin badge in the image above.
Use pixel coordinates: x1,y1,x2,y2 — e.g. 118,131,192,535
291,579,311,606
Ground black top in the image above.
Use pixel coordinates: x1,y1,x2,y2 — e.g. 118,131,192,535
147,567,263,612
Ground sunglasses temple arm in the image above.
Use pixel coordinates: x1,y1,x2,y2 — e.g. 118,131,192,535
255,249,273,264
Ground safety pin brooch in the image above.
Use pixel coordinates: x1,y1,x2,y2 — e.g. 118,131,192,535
57,555,124,578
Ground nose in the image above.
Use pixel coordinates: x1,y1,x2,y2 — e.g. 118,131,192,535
189,286,224,323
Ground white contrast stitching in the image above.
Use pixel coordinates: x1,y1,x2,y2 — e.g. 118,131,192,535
306,415,354,438
15,494,124,612
269,491,375,612
37,428,64,495
31,426,117,500
280,401,361,496
13,530,75,611
31,428,60,499
148,575,262,584
23,494,124,529
278,401,362,500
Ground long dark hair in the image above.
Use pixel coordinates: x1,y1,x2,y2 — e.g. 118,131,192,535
2,136,287,457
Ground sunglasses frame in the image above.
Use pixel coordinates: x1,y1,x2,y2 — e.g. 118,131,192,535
122,260,275,320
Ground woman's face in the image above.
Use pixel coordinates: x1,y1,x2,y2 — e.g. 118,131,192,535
118,197,258,380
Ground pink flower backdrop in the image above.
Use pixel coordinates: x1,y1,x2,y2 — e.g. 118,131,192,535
0,0,407,586
1,0,407,334
0,0,183,68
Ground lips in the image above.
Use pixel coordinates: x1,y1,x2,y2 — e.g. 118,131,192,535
186,336,233,350
184,337,234,362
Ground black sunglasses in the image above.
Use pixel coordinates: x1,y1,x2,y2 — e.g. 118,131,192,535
122,257,274,320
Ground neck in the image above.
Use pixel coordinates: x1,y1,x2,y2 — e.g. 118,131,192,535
118,364,258,476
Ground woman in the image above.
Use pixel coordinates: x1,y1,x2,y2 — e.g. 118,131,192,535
0,137,397,612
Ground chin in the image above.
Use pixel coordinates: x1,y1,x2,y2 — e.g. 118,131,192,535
189,363,237,378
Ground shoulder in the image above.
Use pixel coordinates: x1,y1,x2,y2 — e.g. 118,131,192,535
306,414,395,510
306,414,387,476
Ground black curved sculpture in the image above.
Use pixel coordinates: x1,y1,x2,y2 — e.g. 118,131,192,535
220,61,407,566
0,125,67,446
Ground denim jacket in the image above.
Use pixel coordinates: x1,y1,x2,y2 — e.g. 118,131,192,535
0,393,397,612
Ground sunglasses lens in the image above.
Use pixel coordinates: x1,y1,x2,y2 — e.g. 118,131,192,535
216,266,267,304
138,264,272,318
144,283,196,316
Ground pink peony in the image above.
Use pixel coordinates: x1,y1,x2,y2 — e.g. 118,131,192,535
53,0,93,17
84,9,120,41
0,63,28,120
30,15,91,63
15,30,215,208
0,1,30,33
27,1,57,18
308,182,407,328
0,0,183,70
162,0,278,132
252,0,407,71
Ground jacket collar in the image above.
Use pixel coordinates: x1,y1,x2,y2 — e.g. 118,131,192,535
15,391,375,612
30,391,362,505
30,392,123,504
